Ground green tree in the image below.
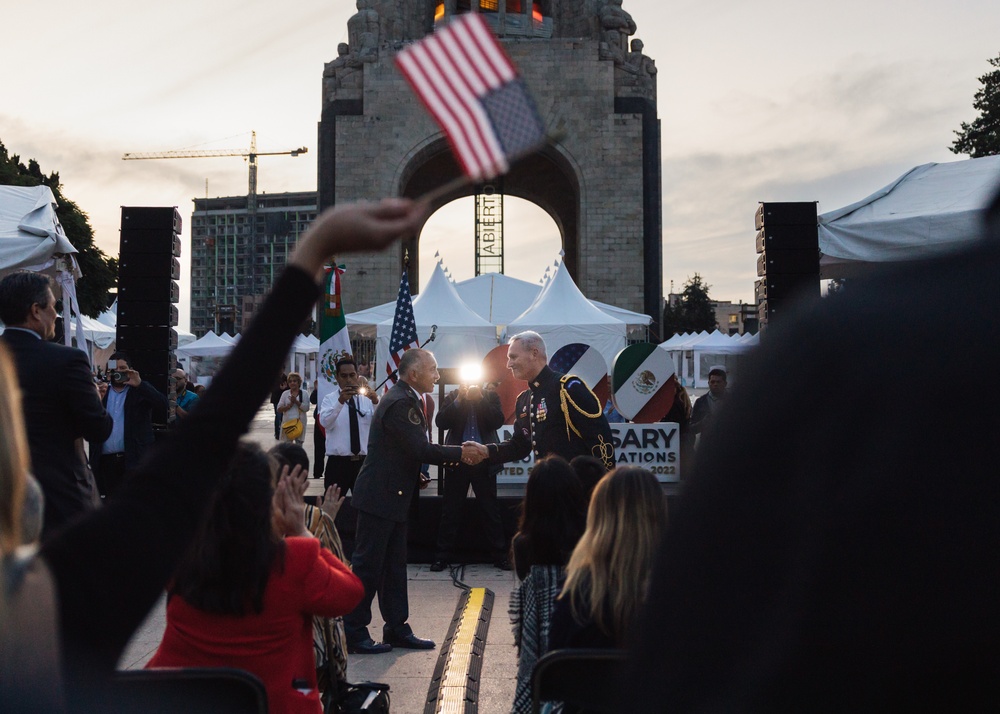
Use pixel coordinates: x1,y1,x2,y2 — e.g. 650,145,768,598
662,273,717,337
950,53,1000,158
0,139,117,317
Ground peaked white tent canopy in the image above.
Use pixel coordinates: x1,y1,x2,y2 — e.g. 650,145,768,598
176,331,235,358
0,185,78,272
454,273,541,325
659,330,759,388
506,262,627,368
819,156,1000,278
375,263,499,372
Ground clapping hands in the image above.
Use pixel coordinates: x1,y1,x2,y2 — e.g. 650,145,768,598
319,483,346,521
461,441,488,465
272,464,310,538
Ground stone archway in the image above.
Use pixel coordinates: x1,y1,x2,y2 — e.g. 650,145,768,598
317,0,661,333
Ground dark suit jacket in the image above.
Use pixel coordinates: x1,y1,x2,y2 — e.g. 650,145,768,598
0,329,112,537
89,379,169,477
352,380,462,523
436,388,504,476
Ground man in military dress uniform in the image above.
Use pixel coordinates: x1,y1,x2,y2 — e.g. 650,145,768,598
466,331,615,470
343,348,475,654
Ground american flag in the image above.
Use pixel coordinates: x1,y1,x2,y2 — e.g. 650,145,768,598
385,270,420,385
395,13,546,181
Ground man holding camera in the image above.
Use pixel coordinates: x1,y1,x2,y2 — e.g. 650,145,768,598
319,356,377,495
431,380,509,571
90,351,169,499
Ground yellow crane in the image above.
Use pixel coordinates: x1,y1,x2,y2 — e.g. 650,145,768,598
122,131,307,294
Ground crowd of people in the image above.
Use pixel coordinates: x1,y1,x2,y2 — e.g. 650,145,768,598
3,181,998,713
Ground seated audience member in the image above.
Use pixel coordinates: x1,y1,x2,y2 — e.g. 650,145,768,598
147,449,362,714
0,197,426,713
509,456,587,714
569,455,607,501
550,466,667,651
269,441,350,690
628,191,1000,710
511,457,587,581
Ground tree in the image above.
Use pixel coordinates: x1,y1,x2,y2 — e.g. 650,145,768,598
662,273,717,337
0,140,117,317
950,53,1000,158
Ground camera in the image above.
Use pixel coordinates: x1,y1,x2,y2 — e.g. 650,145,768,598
110,370,129,384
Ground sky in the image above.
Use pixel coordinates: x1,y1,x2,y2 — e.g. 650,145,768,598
3,0,999,331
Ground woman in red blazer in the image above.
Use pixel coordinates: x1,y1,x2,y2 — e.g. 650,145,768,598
148,445,363,714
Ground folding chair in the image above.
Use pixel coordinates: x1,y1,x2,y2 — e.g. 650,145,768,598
531,648,627,714
108,667,268,714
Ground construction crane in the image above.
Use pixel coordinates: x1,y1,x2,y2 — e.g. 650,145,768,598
122,131,307,294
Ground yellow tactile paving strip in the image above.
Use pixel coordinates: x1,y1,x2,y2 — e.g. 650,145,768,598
432,587,492,714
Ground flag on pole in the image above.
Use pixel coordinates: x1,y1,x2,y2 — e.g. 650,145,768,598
395,13,547,181
385,270,420,387
318,265,353,408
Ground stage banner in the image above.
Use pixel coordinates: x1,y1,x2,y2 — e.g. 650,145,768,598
497,422,681,484
611,343,677,423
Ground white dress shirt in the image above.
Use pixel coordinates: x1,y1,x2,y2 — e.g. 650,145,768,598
319,386,374,456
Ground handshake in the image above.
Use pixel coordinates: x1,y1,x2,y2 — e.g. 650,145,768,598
460,441,489,465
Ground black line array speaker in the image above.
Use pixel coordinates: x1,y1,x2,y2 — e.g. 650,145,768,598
118,207,181,411
754,202,819,327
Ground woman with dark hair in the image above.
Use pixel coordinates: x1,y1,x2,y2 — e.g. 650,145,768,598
511,456,587,580
550,466,667,650
509,456,587,713
147,447,362,713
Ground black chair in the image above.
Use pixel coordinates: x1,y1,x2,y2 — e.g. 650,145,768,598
531,648,627,714
108,667,268,714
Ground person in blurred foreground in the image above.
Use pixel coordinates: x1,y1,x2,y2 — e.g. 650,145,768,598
0,197,426,713
628,190,1000,710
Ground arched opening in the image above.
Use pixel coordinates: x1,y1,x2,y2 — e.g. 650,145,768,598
418,196,562,288
398,137,581,293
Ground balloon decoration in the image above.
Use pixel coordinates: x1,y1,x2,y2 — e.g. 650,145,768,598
548,342,610,407
611,343,676,423
482,344,527,424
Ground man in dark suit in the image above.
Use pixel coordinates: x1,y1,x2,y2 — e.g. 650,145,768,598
343,348,476,654
89,351,169,498
0,271,112,539
431,381,509,571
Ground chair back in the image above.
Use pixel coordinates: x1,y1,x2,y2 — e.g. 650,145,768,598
108,667,268,714
531,648,627,714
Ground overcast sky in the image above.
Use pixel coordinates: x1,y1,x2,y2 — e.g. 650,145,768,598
3,0,998,330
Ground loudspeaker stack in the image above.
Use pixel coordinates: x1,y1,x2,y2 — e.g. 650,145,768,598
754,202,819,329
117,207,181,416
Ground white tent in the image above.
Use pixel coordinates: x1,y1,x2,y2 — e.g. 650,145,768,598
68,315,117,349
454,273,541,325
375,262,499,372
1,185,89,352
0,185,77,272
176,331,235,358
819,156,1000,278
292,334,320,354
659,329,758,388
506,262,627,369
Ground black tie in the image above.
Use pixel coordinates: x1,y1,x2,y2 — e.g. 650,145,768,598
348,398,361,455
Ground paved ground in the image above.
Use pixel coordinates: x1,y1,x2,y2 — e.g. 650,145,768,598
119,404,519,713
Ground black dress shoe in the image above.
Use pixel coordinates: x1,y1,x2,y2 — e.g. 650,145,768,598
347,638,392,654
429,560,448,572
383,632,435,650
494,557,513,571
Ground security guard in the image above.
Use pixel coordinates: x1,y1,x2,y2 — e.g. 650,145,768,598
484,331,615,470
344,348,468,654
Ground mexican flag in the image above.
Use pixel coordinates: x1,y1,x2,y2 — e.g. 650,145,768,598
317,265,352,408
